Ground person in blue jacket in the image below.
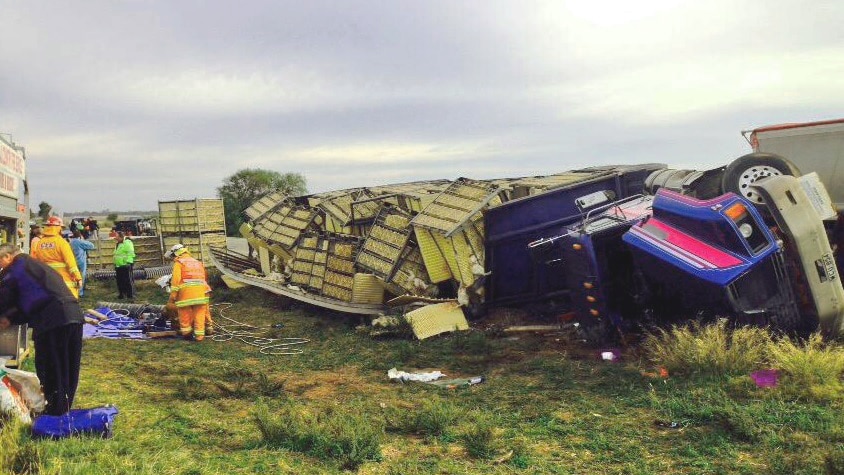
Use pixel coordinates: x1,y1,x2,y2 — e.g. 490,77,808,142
0,243,84,416
69,230,96,297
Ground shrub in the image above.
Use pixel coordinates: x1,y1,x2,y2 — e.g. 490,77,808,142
767,333,844,401
403,398,460,437
642,319,770,375
461,416,499,459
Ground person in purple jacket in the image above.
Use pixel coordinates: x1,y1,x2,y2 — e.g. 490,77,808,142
0,243,84,415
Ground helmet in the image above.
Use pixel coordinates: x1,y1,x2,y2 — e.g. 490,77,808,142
165,243,186,258
45,216,64,227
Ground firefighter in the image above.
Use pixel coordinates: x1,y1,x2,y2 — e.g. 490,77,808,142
30,216,83,298
165,244,213,341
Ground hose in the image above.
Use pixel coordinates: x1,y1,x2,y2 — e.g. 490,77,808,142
209,303,308,355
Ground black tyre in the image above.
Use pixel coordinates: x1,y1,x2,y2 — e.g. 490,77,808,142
721,152,800,206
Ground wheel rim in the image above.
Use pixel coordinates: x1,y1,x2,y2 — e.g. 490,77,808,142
737,165,784,204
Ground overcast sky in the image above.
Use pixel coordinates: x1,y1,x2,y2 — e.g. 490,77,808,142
1,0,842,213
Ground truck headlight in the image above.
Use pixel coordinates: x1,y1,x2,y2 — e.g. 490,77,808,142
739,223,753,238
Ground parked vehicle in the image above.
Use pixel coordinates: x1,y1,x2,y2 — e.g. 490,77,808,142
113,216,155,236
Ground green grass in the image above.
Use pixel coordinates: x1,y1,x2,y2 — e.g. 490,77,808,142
1,277,842,474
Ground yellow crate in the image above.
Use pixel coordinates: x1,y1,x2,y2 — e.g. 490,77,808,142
158,199,226,233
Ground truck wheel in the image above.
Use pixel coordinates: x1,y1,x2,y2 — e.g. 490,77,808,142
721,153,800,206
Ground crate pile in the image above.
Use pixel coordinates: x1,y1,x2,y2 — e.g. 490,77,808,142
241,177,511,306
158,199,227,267
88,236,163,270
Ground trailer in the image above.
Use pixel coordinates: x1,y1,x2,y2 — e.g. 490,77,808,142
0,135,30,367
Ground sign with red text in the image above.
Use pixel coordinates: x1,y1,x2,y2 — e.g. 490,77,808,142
0,140,25,199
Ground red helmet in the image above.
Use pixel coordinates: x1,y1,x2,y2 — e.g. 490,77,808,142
46,216,64,227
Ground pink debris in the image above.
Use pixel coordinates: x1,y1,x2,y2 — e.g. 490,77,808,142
751,369,780,388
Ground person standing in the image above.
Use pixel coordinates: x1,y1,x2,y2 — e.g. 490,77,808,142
30,216,83,299
165,244,213,341
86,217,99,240
113,232,135,300
69,230,96,297
29,225,43,254
0,243,84,416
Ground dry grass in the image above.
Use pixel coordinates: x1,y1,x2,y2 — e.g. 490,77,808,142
767,333,844,401
642,319,771,375
644,320,844,402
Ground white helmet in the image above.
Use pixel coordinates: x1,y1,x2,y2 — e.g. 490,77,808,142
165,243,186,258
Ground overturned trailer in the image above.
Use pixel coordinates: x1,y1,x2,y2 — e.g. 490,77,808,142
214,143,843,340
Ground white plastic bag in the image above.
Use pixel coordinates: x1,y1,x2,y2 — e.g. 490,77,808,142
0,359,46,418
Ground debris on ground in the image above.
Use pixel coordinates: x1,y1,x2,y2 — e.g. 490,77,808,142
426,376,485,389
32,405,119,440
599,349,622,362
0,362,45,424
750,369,780,388
404,301,469,340
387,368,445,383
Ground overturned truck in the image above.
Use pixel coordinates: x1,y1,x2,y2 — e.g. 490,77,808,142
213,133,844,341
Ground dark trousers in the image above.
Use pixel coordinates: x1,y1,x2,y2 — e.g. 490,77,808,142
115,265,134,298
34,323,83,416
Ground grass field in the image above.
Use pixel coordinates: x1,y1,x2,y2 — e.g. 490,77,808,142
2,273,844,474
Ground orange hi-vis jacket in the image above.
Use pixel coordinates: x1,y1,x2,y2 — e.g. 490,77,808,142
170,254,211,307
31,226,83,298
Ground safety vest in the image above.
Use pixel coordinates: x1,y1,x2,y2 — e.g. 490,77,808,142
171,254,210,307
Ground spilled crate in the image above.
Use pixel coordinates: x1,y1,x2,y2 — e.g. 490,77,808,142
411,178,502,286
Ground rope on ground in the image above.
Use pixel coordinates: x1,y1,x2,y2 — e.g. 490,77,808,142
209,302,308,355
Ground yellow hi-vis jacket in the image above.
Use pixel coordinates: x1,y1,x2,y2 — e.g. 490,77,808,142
31,226,83,298
170,253,211,307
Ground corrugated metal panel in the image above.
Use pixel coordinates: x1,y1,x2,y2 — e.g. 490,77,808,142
352,273,385,304
413,228,452,283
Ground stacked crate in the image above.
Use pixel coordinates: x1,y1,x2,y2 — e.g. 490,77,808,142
322,235,361,302
87,236,163,270
158,199,227,268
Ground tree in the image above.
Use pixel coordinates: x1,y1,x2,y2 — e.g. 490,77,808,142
37,201,52,220
217,168,307,236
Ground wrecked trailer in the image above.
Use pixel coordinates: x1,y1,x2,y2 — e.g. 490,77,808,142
212,155,843,341
484,164,665,308
214,167,668,318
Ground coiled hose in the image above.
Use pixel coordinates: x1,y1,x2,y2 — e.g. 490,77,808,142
210,303,309,355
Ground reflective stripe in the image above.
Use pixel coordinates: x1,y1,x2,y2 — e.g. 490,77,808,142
175,297,210,307
180,327,192,335
48,263,67,268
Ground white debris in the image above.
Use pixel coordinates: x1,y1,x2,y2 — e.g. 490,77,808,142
387,368,446,383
